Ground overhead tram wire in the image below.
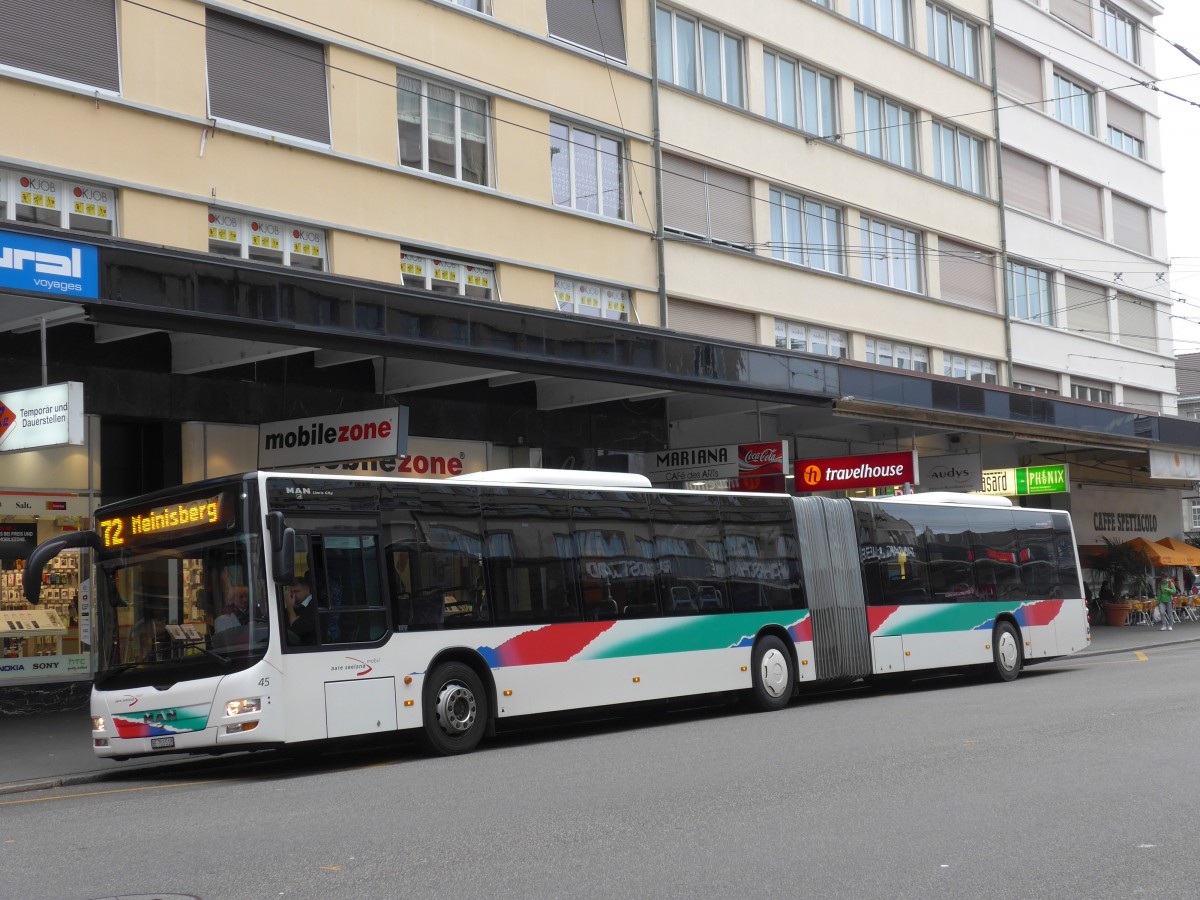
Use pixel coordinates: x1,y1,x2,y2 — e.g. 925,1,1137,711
112,0,1198,344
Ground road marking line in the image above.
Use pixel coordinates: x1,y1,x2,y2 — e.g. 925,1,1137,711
1135,651,1149,661
0,779,233,806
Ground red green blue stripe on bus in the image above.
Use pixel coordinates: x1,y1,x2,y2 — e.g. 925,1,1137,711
867,599,1066,638
111,704,211,739
475,611,812,668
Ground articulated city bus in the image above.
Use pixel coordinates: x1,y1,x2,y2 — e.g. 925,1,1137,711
23,470,1089,758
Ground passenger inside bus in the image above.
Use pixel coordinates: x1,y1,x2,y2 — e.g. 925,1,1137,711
286,575,317,645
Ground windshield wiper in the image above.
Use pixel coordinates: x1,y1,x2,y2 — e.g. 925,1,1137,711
181,641,230,664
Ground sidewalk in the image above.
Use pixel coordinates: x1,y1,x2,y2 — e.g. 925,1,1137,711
1,618,1196,796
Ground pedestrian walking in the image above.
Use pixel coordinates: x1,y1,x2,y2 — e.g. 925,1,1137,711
1157,575,1178,631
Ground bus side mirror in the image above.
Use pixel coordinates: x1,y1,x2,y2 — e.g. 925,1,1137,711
24,531,102,603
267,511,295,584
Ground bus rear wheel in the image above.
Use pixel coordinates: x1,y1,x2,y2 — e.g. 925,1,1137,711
749,635,794,711
419,661,488,755
991,621,1023,682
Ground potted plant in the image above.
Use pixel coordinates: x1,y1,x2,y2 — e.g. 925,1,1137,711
1095,538,1150,626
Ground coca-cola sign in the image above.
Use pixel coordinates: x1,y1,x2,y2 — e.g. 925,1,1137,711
739,442,788,477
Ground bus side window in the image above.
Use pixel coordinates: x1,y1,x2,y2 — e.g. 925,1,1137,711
570,490,658,621
482,487,581,625
719,495,804,611
650,492,724,617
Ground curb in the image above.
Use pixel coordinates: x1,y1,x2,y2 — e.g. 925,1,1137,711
1074,634,1200,659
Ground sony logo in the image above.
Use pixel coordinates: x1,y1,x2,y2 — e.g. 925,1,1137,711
0,246,83,278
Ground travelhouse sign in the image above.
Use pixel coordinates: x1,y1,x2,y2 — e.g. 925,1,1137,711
793,450,918,492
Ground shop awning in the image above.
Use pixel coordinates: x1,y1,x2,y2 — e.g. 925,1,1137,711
1155,537,1200,567
1123,537,1192,567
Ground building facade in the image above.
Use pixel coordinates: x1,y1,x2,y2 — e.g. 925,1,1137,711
1,0,1197,699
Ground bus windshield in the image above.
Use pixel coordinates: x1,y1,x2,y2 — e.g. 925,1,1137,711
92,486,269,690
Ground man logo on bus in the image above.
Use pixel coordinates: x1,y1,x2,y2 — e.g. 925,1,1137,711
802,464,822,487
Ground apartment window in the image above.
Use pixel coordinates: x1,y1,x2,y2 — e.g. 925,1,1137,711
555,277,631,321
1106,96,1144,155
1006,262,1053,325
1064,276,1111,340
763,51,837,137
206,12,330,144
1112,194,1151,255
768,189,844,274
551,122,625,218
855,89,917,170
1001,149,1050,218
402,251,495,299
446,0,487,11
1071,382,1113,404
0,0,119,92
866,338,929,372
932,123,986,194
548,0,626,61
860,216,923,292
208,209,326,271
662,153,753,248
0,169,116,235
1015,382,1057,395
926,3,979,78
1053,72,1094,135
656,7,745,107
1101,4,1138,63
1107,125,1144,158
853,0,912,45
398,73,489,185
1191,500,1200,531
775,320,848,358
944,354,998,384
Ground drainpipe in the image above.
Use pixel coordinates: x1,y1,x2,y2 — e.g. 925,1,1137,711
989,0,1014,386
649,3,668,327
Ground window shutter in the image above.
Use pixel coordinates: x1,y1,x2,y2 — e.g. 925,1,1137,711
1112,194,1151,255
662,153,709,237
1001,149,1050,218
546,0,627,61
1013,365,1059,392
705,167,753,247
667,298,756,343
995,39,1042,106
0,0,119,91
1116,294,1157,352
1059,173,1102,236
1049,0,1093,35
1064,276,1109,339
938,238,997,312
206,12,331,144
1106,95,1143,139
1121,386,1159,412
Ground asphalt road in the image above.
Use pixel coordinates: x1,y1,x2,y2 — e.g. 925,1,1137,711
5,645,1199,900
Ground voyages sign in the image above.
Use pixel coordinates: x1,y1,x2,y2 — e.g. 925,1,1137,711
794,450,917,492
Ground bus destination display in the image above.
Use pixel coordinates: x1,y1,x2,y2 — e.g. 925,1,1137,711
98,494,230,548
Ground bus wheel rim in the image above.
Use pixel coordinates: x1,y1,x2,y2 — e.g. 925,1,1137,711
760,648,789,698
998,631,1019,671
435,683,477,735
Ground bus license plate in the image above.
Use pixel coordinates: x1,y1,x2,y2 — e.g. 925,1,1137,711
151,736,175,750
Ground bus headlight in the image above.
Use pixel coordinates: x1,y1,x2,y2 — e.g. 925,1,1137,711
92,716,105,733
225,698,262,717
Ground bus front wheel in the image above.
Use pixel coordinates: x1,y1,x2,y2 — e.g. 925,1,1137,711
749,635,794,711
419,661,489,755
991,621,1023,682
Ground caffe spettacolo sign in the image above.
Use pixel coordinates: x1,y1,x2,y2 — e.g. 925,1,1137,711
1069,484,1184,545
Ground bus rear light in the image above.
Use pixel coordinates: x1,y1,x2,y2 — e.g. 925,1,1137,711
92,716,106,733
225,721,259,734
94,738,109,747
225,698,261,717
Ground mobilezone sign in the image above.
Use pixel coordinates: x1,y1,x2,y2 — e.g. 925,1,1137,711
0,230,99,299
258,407,410,467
